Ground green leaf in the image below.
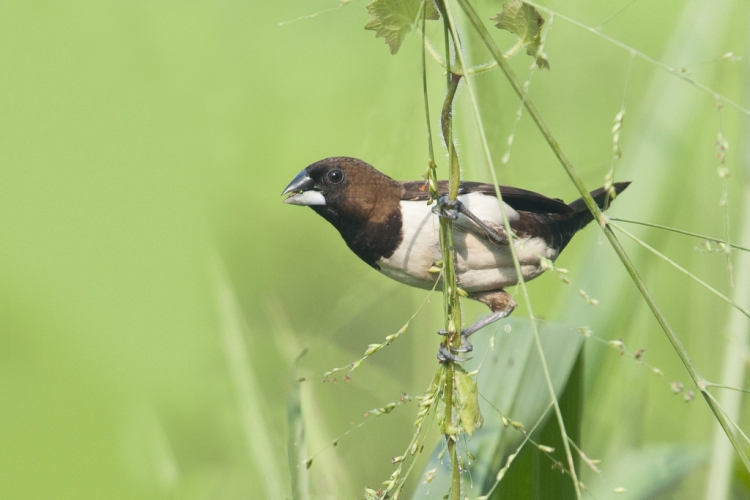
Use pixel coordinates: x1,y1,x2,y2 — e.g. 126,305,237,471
364,0,439,55
411,318,583,499
491,0,549,69
286,349,311,500
491,351,583,499
455,365,483,437
587,444,704,499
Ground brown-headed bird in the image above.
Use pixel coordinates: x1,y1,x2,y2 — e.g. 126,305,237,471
282,157,629,361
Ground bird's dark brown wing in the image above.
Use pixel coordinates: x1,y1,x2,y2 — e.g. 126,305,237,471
400,180,575,215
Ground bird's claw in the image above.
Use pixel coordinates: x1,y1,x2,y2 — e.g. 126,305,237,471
432,195,462,220
435,330,474,363
454,336,474,353
437,344,470,363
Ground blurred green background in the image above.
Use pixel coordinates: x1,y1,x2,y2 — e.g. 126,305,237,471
1,0,749,498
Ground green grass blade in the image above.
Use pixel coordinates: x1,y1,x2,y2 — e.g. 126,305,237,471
490,350,583,500
215,267,287,500
287,349,311,500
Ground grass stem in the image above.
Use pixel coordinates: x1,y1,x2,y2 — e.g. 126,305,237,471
445,1,582,497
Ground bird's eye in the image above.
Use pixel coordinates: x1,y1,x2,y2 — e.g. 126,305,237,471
327,169,344,184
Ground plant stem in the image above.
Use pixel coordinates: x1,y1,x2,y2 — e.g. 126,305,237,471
442,2,583,497
417,28,524,76
609,217,750,253
434,3,463,497
441,72,462,202
455,0,750,474
421,3,436,169
443,363,460,499
705,149,750,499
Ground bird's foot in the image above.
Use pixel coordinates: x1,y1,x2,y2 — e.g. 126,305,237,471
436,330,474,363
437,343,471,363
431,195,463,220
431,195,508,246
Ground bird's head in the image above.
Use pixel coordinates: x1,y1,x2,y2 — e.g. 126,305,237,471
282,157,401,225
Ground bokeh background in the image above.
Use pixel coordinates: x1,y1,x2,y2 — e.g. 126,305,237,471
1,0,749,498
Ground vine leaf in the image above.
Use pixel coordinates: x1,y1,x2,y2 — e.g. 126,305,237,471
491,0,549,69
364,0,439,54
455,365,483,437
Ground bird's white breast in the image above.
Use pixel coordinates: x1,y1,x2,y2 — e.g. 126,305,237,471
376,192,558,292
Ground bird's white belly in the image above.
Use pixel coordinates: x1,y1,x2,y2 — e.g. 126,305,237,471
376,194,558,293
376,199,442,290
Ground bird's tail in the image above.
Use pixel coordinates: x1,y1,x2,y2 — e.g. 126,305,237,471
568,181,631,232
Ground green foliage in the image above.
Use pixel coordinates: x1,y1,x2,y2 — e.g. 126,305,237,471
411,319,583,499
454,365,482,437
587,445,704,499
491,352,583,500
3,0,749,498
491,0,549,69
365,0,439,54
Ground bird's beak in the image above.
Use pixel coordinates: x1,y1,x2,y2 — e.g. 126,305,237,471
281,170,326,206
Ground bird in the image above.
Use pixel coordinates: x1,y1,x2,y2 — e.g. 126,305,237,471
282,156,629,362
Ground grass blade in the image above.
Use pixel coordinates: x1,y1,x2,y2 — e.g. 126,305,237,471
491,350,583,499
215,266,286,500
287,349,312,500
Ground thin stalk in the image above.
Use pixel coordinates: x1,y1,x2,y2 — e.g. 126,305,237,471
422,4,436,167
609,217,750,253
707,393,750,448
707,383,750,395
434,3,463,497
441,72,462,201
523,0,750,117
418,29,524,75
610,221,750,319
479,403,554,499
443,363,460,499
442,1,582,497
441,83,462,500
594,0,638,31
703,390,750,471
704,135,750,499
716,106,733,289
422,0,440,205
455,0,750,474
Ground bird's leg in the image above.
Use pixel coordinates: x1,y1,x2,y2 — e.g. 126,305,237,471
432,195,508,246
436,290,517,363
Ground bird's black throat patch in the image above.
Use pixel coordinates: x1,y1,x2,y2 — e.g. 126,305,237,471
312,205,403,270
